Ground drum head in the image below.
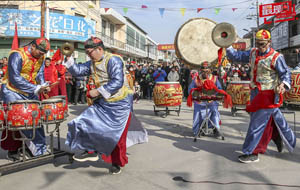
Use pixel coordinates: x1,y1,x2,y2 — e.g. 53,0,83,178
175,18,219,67
42,98,63,104
50,95,66,100
9,100,40,105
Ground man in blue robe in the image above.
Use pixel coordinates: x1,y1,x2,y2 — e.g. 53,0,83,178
63,37,132,174
0,38,51,160
226,29,296,163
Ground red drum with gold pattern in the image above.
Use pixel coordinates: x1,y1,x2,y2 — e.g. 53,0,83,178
283,71,300,104
41,99,65,124
7,100,41,130
153,82,183,107
50,95,68,116
0,102,5,131
226,81,251,105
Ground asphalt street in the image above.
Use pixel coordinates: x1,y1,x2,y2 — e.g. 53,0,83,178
0,100,300,190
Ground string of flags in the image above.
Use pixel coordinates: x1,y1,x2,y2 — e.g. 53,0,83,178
99,6,241,17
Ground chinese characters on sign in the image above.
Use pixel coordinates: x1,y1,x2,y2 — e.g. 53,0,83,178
232,42,246,50
259,1,297,24
0,9,96,41
157,44,175,51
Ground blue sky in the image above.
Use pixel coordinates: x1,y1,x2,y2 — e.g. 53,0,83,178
100,0,274,44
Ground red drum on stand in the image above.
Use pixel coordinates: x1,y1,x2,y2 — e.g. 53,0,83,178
41,99,65,124
50,95,68,116
7,100,41,130
226,81,251,105
153,82,183,107
283,71,300,104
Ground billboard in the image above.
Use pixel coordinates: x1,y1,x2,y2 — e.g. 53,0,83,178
0,9,96,42
157,44,175,51
271,21,289,50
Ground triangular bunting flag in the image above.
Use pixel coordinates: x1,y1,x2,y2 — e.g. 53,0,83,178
141,5,148,8
159,8,165,18
11,22,19,50
104,8,110,12
70,7,75,10
232,8,237,11
123,8,128,14
88,5,94,8
214,8,221,14
197,8,203,13
249,7,255,9
180,8,186,16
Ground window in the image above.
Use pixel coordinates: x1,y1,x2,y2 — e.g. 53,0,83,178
291,23,297,37
110,24,114,39
140,36,146,51
75,13,85,18
49,9,64,14
136,32,140,48
102,19,107,35
0,4,18,9
127,26,135,47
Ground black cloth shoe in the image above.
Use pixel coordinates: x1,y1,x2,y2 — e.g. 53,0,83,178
110,164,122,175
238,154,259,163
7,150,20,161
73,151,99,162
274,136,283,153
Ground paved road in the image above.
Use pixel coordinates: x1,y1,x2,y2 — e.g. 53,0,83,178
0,100,300,190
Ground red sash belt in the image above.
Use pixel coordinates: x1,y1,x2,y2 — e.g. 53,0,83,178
246,90,283,112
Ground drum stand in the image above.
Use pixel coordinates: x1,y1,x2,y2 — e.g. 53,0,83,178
193,100,225,142
153,105,181,118
0,112,74,176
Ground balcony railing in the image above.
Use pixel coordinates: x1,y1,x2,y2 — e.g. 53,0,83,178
95,32,158,59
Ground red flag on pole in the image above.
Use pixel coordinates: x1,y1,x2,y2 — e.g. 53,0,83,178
11,22,19,50
104,8,110,12
51,48,63,64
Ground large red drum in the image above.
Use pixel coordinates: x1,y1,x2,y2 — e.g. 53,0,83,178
226,81,251,105
0,102,5,131
41,99,65,124
153,82,183,107
7,100,41,130
50,95,68,117
283,71,300,103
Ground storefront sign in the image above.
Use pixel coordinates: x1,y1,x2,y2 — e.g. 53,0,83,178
157,44,175,51
259,1,297,24
0,9,95,42
232,42,246,50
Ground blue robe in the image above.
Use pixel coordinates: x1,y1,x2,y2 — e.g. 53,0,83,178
226,47,296,154
65,56,131,155
188,76,222,135
0,50,47,156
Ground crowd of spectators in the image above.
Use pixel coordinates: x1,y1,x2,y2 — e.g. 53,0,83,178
0,55,255,104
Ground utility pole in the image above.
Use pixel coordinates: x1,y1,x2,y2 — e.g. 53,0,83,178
41,0,46,37
256,0,259,29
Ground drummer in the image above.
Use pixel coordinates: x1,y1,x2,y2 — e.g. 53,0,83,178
0,37,51,161
187,61,223,138
226,29,296,163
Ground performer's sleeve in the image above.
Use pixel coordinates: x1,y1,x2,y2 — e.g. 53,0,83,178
275,55,291,90
97,56,124,99
8,52,41,94
35,61,46,85
226,46,251,63
188,80,196,94
65,57,91,77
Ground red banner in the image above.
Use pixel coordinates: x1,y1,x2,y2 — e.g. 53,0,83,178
232,42,246,50
157,44,175,51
